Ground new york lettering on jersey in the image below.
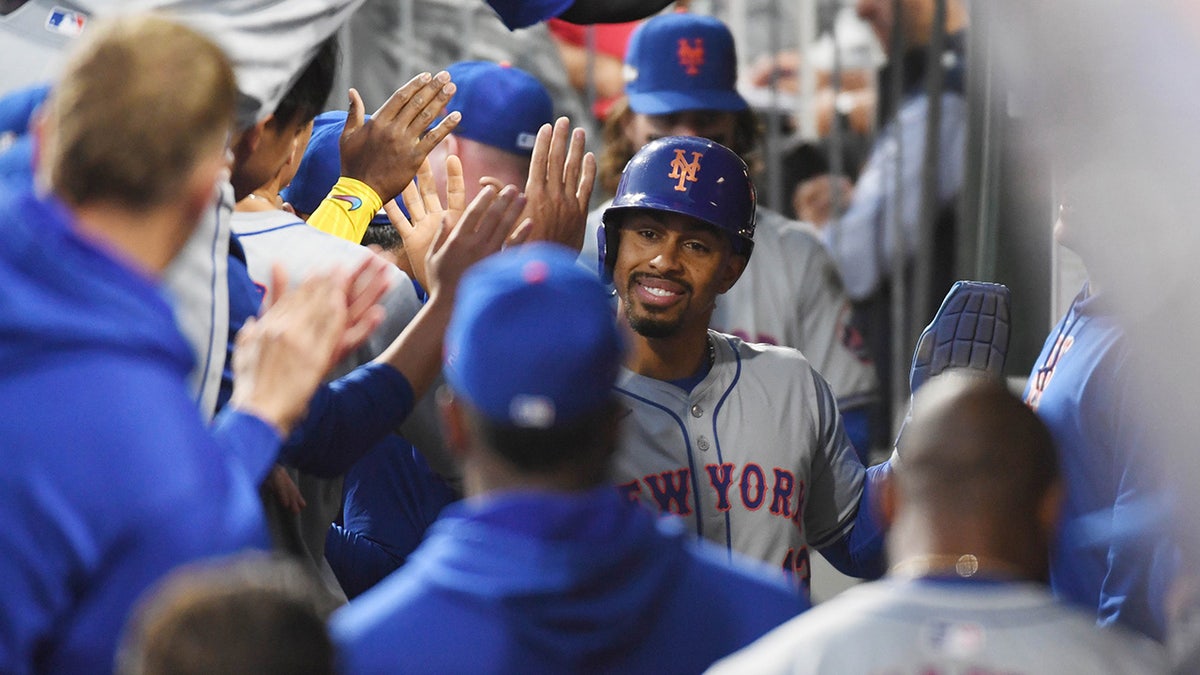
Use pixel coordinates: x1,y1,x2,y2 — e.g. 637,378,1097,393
610,332,863,587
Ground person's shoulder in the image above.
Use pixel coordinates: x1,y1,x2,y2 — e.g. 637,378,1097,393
751,208,830,260
330,555,502,671
716,330,817,370
707,582,889,674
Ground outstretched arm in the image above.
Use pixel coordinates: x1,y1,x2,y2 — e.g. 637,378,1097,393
308,74,461,243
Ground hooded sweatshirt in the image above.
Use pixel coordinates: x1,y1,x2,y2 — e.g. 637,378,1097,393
1023,283,1177,641
0,188,276,673
331,487,806,674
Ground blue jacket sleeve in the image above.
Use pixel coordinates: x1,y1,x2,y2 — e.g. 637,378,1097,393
817,460,890,579
278,362,416,477
210,407,283,485
325,525,407,599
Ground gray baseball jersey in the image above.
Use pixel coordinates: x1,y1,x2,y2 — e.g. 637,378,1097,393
707,578,1166,674
710,208,877,411
610,330,864,582
164,184,232,420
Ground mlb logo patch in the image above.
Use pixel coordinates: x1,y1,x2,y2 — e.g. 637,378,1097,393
920,619,985,659
46,7,87,37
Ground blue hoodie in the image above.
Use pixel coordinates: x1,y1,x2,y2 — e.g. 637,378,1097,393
0,187,278,673
1024,283,1177,641
331,488,807,674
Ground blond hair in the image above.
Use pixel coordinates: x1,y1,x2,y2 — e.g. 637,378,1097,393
45,14,236,209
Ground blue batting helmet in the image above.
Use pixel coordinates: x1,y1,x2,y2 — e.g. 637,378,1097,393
598,136,756,282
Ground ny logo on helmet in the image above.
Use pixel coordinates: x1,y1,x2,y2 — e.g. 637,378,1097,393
668,149,703,192
677,38,704,76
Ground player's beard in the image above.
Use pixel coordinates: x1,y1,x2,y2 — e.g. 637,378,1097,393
625,303,685,338
623,272,689,339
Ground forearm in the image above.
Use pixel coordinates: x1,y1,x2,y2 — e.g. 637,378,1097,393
278,363,416,477
818,461,891,579
306,177,383,243
373,293,454,403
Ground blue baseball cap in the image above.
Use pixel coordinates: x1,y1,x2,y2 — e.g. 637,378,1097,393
623,13,747,115
484,0,573,31
444,243,623,429
281,110,392,225
437,61,553,157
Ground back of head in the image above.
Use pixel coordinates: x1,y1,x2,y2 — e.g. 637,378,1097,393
438,60,553,158
272,36,338,129
898,372,1058,526
444,243,624,473
43,14,236,209
117,554,338,675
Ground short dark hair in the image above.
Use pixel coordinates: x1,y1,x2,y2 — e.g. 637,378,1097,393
273,36,339,129
462,399,617,474
361,223,403,253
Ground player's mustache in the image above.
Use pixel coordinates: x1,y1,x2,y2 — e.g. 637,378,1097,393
629,271,692,295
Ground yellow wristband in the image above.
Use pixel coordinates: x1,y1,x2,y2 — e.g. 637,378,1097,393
307,177,384,243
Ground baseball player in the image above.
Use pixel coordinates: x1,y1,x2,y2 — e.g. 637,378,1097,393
602,135,888,591
586,12,878,457
709,375,1165,674
331,243,807,673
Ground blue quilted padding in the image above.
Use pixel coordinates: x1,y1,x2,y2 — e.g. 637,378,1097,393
909,280,1011,395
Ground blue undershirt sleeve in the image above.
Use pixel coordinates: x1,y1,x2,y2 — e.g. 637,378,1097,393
278,363,416,478
818,460,890,579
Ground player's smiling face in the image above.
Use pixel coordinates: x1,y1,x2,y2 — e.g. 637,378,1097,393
614,210,747,339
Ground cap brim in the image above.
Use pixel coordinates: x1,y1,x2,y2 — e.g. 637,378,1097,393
627,89,748,116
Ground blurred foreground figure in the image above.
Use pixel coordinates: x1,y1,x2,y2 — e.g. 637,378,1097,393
0,16,352,673
711,375,1164,674
117,555,337,675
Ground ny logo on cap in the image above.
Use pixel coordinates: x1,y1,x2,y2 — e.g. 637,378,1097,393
677,38,704,76
668,149,703,192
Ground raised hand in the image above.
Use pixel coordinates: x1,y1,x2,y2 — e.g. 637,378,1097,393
230,265,350,437
371,185,530,402
482,116,596,252
387,155,467,290
265,465,307,515
339,72,460,203
424,183,531,301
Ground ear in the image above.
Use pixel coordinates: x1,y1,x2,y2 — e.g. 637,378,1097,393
1037,479,1064,542
621,111,641,148
437,386,472,464
715,252,749,294
879,467,898,527
31,110,49,192
231,115,270,166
